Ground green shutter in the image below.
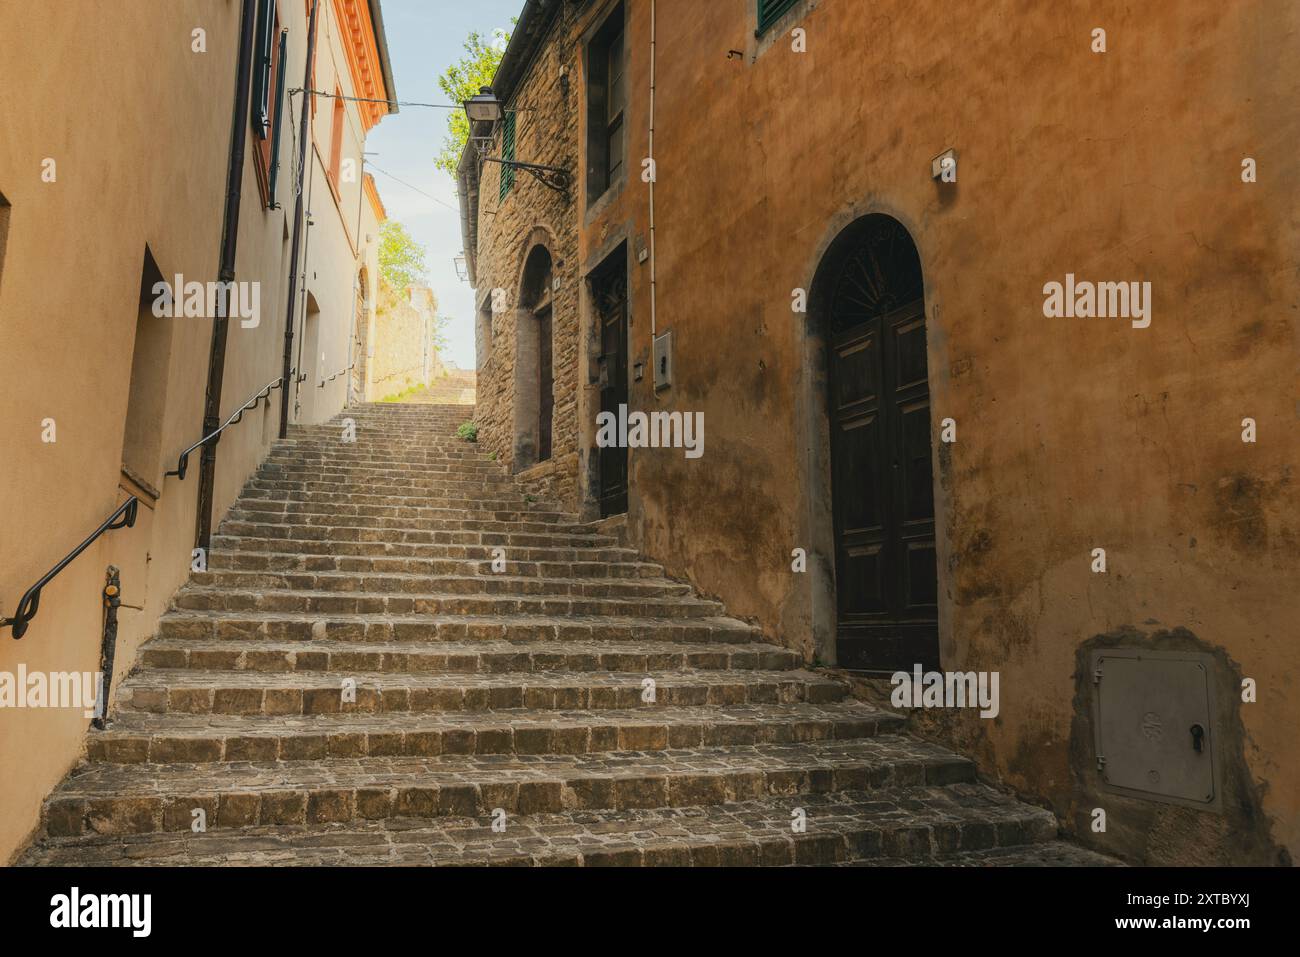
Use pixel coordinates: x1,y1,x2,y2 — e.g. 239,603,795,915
757,0,800,35
498,111,517,202
268,31,288,206
251,0,275,138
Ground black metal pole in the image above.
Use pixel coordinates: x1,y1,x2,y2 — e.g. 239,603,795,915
196,0,259,551
279,0,322,439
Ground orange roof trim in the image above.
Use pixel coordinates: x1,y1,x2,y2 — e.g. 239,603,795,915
333,0,391,131
363,174,387,221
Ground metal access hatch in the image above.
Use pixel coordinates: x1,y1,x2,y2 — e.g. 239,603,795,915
1091,649,1218,808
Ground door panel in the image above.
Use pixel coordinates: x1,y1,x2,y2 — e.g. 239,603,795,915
593,256,628,517
538,306,553,462
826,219,938,672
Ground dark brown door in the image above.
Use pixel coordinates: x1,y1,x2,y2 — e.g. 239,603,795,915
593,255,628,517
537,305,553,462
826,219,938,671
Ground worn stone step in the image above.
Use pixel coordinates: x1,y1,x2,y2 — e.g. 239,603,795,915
208,549,665,580
139,636,800,674
216,521,617,549
211,535,643,565
41,739,975,837
189,568,691,599
115,668,846,716
157,610,761,645
22,785,1066,866
230,500,571,525
836,842,1123,867
224,510,590,536
87,702,900,763
170,585,723,619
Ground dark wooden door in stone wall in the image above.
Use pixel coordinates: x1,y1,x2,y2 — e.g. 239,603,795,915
825,216,938,672
594,256,628,517
537,305,554,462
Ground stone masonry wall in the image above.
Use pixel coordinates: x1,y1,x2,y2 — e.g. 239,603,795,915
472,1,583,515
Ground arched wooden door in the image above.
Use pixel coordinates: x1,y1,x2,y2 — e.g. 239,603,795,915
821,215,938,672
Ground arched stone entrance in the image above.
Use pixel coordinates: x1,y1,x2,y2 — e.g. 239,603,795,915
514,242,554,470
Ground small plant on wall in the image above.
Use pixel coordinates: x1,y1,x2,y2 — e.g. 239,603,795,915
457,422,478,443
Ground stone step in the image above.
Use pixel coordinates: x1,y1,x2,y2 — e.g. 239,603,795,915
237,488,556,513
189,568,692,599
216,521,617,549
88,702,899,763
230,500,572,524
835,843,1123,867
40,739,976,837
208,549,665,580
211,535,643,564
170,585,724,619
115,668,845,716
23,785,1067,866
223,510,587,536
138,636,800,674
156,610,761,645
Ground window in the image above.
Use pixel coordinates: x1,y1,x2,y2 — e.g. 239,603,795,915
250,0,284,208
585,4,625,206
121,247,175,496
267,30,288,206
757,0,801,35
328,84,345,195
498,111,517,202
0,190,10,296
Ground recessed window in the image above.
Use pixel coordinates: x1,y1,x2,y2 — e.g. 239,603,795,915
251,2,286,207
757,0,801,35
0,190,10,295
585,4,625,207
328,84,346,196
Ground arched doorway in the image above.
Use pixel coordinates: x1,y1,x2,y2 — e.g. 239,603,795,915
514,243,554,469
812,214,938,672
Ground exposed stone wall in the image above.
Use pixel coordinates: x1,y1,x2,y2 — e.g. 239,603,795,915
367,284,443,400
471,1,584,514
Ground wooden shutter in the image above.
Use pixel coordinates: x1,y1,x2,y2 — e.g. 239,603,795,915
252,0,275,137
268,30,288,206
757,0,800,34
499,111,517,202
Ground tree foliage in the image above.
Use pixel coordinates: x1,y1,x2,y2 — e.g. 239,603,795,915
434,25,513,179
377,220,427,292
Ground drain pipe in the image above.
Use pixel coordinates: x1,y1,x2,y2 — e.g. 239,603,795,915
279,0,323,438
195,0,259,550
648,0,657,337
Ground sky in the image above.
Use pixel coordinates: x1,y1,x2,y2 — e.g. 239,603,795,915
365,0,524,369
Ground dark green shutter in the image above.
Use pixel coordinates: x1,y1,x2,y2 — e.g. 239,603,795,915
757,0,800,34
498,111,517,202
251,0,275,138
268,31,288,206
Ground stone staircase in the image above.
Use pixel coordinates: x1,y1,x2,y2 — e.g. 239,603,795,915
18,403,1115,866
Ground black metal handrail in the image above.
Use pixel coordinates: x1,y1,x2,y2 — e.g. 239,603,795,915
319,362,356,387
1,497,139,640
168,376,283,480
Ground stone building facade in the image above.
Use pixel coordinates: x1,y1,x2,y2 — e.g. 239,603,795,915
366,285,445,401
460,0,1299,865
0,0,395,863
459,0,584,512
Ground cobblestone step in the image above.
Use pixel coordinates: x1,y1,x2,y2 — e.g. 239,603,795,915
156,610,762,644
170,586,724,619
211,536,645,565
87,703,902,764
115,668,847,716
40,740,978,837
189,568,692,599
139,637,800,674
23,785,1071,865
208,549,665,579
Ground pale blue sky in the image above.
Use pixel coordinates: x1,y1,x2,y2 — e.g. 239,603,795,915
366,0,524,369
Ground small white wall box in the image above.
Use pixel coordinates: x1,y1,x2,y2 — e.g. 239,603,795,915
931,149,957,180
1090,649,1219,808
653,330,672,391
